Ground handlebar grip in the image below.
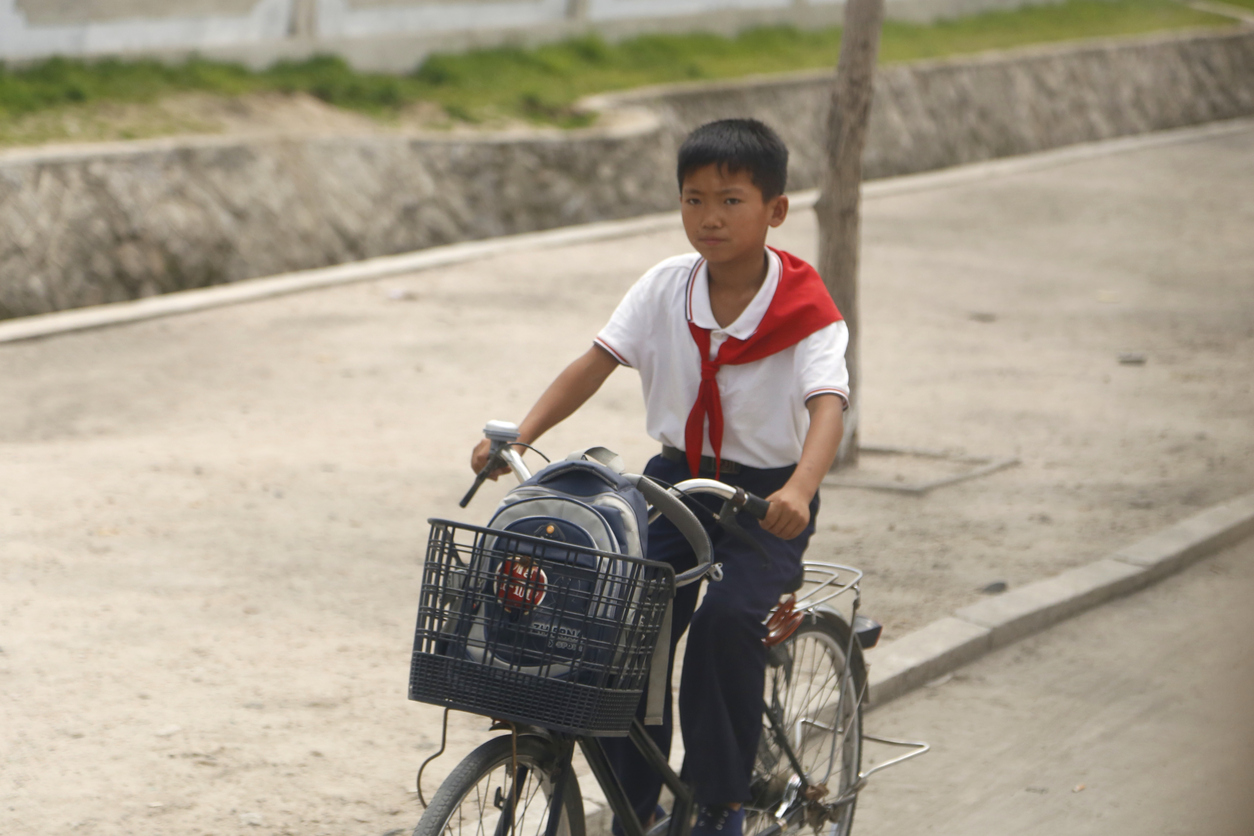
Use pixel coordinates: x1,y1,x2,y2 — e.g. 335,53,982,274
458,469,491,508
462,439,513,508
737,488,771,521
460,445,505,508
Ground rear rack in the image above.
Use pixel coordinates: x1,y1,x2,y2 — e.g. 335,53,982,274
794,561,863,612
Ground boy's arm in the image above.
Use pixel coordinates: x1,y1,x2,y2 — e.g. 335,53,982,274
762,394,845,540
470,344,620,477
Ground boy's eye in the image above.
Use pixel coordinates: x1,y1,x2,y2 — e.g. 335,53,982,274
725,198,741,205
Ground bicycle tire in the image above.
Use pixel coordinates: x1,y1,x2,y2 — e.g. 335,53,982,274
414,734,585,836
746,613,864,836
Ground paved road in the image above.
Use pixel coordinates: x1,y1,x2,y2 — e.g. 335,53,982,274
855,536,1254,836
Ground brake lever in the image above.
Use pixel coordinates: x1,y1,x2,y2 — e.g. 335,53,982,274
713,497,773,566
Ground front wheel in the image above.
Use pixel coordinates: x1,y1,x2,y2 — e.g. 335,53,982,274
414,734,585,836
746,613,864,836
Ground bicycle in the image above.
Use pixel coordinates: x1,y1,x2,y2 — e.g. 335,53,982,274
409,421,925,836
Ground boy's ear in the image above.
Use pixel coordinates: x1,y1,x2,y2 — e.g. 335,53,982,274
768,194,789,228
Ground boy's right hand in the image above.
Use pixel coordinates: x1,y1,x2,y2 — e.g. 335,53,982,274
471,438,512,481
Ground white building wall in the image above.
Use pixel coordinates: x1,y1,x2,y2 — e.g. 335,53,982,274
0,0,292,60
588,0,797,23
313,0,569,39
0,0,1056,67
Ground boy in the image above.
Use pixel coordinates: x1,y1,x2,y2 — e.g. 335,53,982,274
470,118,848,836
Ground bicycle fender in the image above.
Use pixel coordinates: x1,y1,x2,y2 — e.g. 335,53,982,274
809,607,869,687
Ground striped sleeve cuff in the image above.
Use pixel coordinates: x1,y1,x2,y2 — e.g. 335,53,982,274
804,387,850,410
594,337,632,367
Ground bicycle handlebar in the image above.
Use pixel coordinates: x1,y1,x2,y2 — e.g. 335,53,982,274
629,474,710,586
739,489,771,521
459,421,528,508
461,421,773,587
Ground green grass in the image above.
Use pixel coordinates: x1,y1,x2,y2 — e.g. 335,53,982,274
879,0,1237,60
0,55,410,120
0,0,1233,138
1208,0,1254,11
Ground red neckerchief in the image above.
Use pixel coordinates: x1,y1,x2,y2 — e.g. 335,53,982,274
683,248,842,479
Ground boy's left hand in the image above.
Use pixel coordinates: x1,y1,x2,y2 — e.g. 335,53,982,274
761,484,812,540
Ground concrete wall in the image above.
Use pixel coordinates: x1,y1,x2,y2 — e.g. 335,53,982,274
2,28,1252,319
2,0,1076,71
0,115,674,315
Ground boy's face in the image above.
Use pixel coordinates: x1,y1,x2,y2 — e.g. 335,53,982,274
680,163,788,270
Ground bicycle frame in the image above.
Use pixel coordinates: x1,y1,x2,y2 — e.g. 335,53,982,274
533,566,874,836
449,422,928,836
581,724,693,836
575,561,875,836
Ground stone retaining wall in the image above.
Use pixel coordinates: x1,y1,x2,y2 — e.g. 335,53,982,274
618,27,1254,187
2,28,1252,319
0,119,675,316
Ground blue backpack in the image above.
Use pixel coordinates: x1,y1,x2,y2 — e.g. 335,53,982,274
460,452,652,679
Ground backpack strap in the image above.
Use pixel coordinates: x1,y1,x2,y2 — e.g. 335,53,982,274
643,597,673,726
563,446,626,474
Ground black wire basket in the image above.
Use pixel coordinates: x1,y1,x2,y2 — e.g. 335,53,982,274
409,519,674,736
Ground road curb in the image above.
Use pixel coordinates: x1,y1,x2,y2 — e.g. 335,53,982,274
865,490,1254,707
3,117,1251,346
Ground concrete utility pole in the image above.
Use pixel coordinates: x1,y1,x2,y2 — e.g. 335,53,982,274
289,0,318,38
816,0,884,469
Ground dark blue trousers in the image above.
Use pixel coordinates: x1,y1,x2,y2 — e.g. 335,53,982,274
602,454,819,814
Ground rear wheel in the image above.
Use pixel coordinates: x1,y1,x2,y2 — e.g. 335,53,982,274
746,614,864,836
414,734,585,836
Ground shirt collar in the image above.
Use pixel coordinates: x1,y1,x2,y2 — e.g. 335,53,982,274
687,249,781,339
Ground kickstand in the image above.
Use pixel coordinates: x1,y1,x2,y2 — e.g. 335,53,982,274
415,707,450,808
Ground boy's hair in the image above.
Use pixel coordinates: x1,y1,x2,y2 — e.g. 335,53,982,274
676,118,789,200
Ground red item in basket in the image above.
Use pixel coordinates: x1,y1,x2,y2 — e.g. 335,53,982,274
496,558,547,611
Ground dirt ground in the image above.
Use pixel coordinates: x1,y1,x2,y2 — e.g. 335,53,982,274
1,123,1252,836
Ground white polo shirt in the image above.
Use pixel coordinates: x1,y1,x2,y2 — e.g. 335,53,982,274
595,250,850,470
